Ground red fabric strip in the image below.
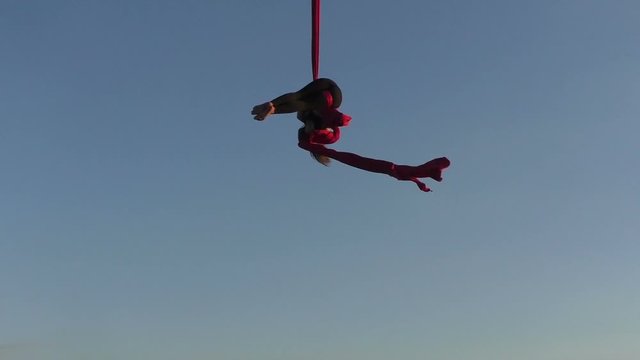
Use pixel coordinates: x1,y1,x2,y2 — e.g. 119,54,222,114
312,0,320,80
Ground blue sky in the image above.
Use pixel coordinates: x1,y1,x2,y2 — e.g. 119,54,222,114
1,1,639,359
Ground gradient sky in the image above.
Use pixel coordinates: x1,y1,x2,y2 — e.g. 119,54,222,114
1,1,639,359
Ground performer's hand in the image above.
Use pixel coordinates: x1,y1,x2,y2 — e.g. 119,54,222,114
251,102,275,121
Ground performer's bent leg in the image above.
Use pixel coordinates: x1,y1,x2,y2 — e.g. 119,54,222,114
270,78,342,113
299,142,449,192
299,142,395,175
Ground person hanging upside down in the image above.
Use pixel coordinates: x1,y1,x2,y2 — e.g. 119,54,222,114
252,78,352,165
252,78,450,192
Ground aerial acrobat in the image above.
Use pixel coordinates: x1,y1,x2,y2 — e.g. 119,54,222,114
251,0,450,193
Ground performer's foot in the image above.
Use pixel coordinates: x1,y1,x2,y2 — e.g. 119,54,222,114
251,102,275,121
390,157,449,192
430,170,443,182
417,157,450,181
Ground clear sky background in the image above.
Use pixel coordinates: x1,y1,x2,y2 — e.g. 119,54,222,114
1,1,639,359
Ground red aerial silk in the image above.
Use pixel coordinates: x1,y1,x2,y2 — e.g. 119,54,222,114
312,0,320,80
299,141,450,192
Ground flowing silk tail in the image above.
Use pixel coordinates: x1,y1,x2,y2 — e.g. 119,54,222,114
299,142,450,192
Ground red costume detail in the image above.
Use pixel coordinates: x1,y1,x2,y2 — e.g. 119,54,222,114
323,90,333,107
299,141,450,192
317,108,351,128
318,90,351,127
304,127,341,144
